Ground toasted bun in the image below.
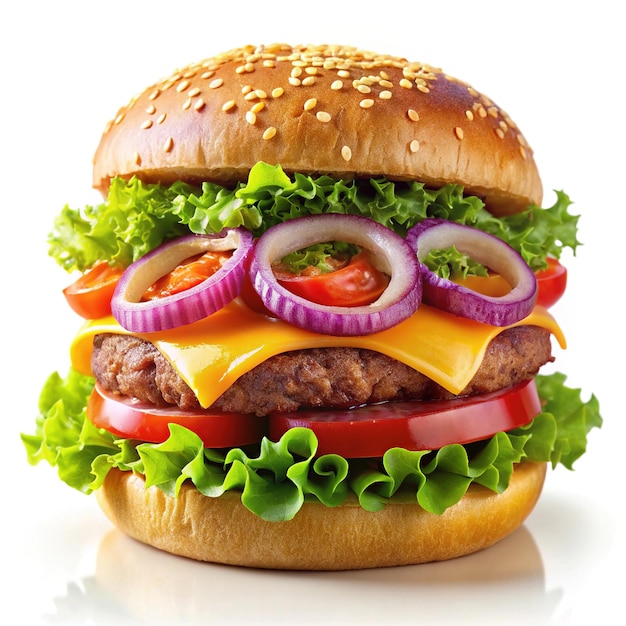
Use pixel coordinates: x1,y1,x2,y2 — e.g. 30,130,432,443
93,44,542,215
96,462,546,570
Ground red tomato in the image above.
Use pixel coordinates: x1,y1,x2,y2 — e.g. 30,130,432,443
238,252,275,316
63,261,124,319
269,379,541,458
276,251,390,307
87,385,268,448
452,257,567,310
535,257,567,309
142,250,231,300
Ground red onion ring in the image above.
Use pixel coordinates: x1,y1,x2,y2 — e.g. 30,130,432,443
111,229,253,332
249,215,422,336
406,219,537,326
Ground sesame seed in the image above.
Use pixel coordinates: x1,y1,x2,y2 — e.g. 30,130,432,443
495,128,505,139
399,78,413,89
272,87,284,98
291,67,303,78
242,85,253,95
379,90,392,100
148,89,160,101
341,145,352,161
222,100,236,112
209,78,223,89
176,79,190,93
141,119,153,129
416,83,430,93
360,98,374,108
519,146,527,159
331,80,343,90
188,87,201,97
246,110,257,125
499,120,508,132
357,84,371,94
454,127,464,140
194,98,205,111
487,106,498,118
305,66,318,75
409,139,420,153
163,137,174,152
182,98,192,110
465,110,474,121
114,113,125,125
478,106,487,118
316,111,331,122
263,126,277,140
256,89,268,99
288,77,301,86
407,109,420,122
244,91,258,101
251,101,265,113
304,98,317,111
146,104,156,114
201,71,215,79
337,69,351,78
156,113,166,124
380,79,393,88
467,87,479,97
302,76,316,86
263,60,276,68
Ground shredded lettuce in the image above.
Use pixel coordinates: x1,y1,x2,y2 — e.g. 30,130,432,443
48,162,580,275
21,368,601,522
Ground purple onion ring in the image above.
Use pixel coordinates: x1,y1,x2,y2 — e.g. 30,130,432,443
406,219,537,326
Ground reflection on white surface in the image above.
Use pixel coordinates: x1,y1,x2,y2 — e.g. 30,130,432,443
53,523,557,625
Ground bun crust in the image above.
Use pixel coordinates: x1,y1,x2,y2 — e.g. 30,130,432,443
93,44,542,215
96,462,546,570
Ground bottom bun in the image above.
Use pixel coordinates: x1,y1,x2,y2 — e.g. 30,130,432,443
96,462,547,570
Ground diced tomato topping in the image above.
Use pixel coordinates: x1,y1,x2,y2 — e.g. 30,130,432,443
142,250,232,300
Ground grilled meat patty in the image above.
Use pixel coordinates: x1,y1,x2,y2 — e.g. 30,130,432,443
91,326,553,416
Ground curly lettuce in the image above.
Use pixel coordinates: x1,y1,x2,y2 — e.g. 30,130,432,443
21,369,601,522
48,162,580,275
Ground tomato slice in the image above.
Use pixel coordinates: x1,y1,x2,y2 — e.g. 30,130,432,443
63,261,124,319
269,379,541,458
535,257,567,309
452,257,567,310
87,385,268,448
276,251,390,307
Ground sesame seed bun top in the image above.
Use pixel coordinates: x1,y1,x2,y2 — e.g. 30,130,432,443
93,43,543,215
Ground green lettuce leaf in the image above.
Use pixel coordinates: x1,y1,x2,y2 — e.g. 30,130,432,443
48,162,580,275
21,369,602,522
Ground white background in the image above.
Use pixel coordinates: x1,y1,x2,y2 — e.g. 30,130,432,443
2,1,622,624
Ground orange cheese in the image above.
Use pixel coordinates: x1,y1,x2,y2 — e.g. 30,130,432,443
70,299,565,409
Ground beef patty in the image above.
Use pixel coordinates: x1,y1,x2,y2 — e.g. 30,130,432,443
91,326,553,416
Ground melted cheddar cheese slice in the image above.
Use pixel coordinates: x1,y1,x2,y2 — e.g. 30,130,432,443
70,299,565,409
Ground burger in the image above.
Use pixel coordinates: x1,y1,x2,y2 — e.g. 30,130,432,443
23,43,601,570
